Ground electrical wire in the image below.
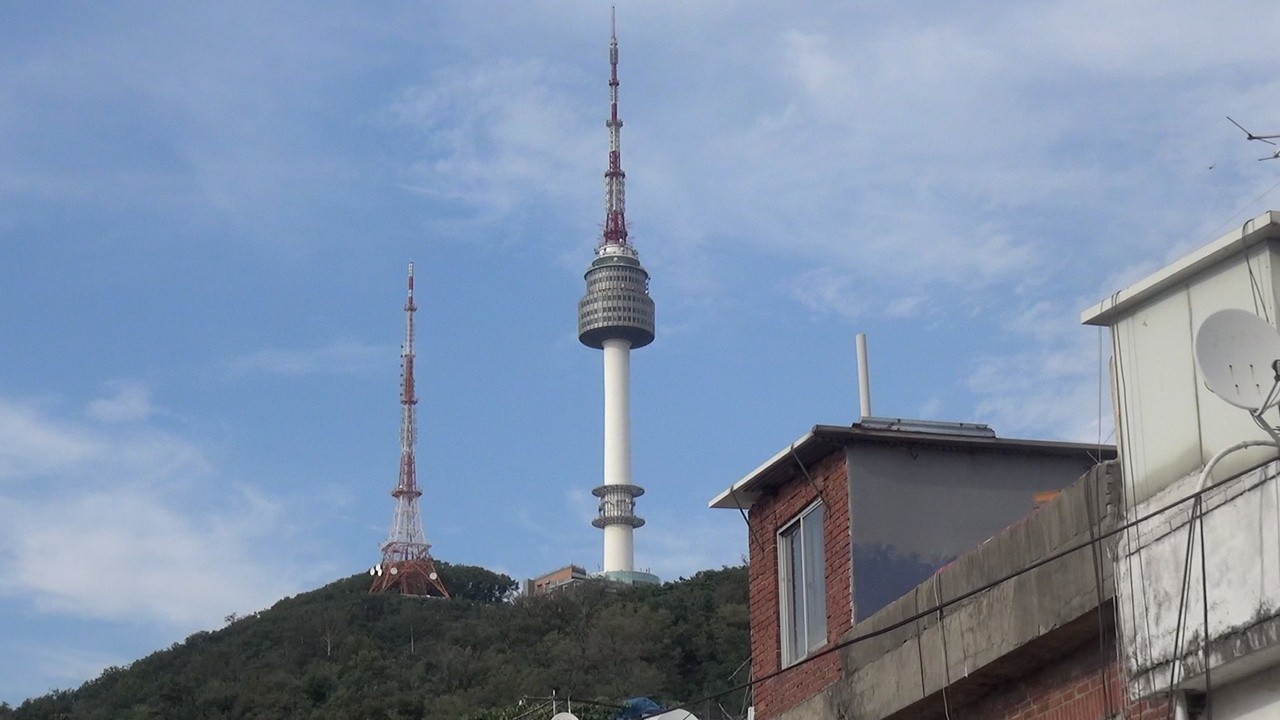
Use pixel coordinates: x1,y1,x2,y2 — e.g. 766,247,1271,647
1165,496,1201,720
1084,467,1117,720
1112,317,1159,679
659,459,1279,720
1199,499,1214,720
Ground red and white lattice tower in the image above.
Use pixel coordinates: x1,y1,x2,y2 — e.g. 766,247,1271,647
370,262,450,598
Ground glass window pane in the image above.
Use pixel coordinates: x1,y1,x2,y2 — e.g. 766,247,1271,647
785,524,804,661
802,504,827,651
779,502,827,665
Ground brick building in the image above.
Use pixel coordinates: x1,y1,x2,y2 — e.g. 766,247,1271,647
523,564,589,596
709,419,1113,720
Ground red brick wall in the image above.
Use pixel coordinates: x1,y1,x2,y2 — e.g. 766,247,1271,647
963,638,1167,720
748,449,852,720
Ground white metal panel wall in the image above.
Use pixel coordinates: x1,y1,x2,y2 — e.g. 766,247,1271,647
1189,245,1279,484
1113,293,1202,504
1113,242,1280,504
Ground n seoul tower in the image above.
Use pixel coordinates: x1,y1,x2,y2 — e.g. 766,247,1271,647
577,10,658,585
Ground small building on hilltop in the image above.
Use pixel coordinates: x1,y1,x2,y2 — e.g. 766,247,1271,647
524,565,590,596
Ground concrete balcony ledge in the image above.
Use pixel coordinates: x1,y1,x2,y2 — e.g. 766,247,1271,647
1117,457,1280,699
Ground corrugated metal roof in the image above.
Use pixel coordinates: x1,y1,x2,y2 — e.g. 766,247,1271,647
708,422,1115,510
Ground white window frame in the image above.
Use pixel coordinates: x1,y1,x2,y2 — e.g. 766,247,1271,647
778,500,827,667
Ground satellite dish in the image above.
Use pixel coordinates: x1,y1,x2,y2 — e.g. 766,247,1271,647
649,712,699,720
551,713,580,720
1195,308,1280,411
390,566,399,576
428,572,438,580
369,567,376,577
376,565,384,577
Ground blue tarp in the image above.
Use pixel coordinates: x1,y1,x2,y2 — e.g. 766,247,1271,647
618,697,664,720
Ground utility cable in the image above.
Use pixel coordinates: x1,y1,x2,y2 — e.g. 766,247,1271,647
1199,499,1214,720
1084,468,1116,720
1165,496,1200,720
669,460,1279,720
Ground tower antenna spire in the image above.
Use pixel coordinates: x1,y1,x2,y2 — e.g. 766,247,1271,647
370,262,450,598
577,11,658,586
602,5,627,247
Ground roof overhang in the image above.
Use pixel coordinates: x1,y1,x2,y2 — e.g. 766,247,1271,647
708,423,1115,511
1081,210,1280,327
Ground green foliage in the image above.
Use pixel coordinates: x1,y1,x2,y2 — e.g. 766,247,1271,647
12,564,748,720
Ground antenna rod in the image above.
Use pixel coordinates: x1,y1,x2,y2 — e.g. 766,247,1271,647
857,333,872,418
602,4,627,247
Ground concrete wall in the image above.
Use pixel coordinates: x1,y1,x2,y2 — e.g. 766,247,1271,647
1213,662,1280,720
747,450,852,720
847,443,1102,620
1116,458,1280,700
761,463,1125,720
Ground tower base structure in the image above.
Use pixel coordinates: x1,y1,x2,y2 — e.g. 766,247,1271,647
597,569,660,586
369,556,450,598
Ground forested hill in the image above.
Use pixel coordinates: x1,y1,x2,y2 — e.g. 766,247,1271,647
5,563,750,720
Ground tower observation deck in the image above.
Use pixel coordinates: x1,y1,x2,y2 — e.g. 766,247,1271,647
577,11,658,586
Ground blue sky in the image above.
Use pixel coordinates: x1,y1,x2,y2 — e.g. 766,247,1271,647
4,0,1280,704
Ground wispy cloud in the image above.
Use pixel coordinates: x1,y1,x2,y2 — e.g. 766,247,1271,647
0,400,103,482
0,488,286,627
389,59,598,229
0,392,298,630
967,301,1113,443
86,381,159,423
228,340,388,377
636,515,747,581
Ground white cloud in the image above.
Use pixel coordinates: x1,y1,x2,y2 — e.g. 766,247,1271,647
390,59,598,225
86,381,158,423
0,392,298,631
0,488,285,628
0,400,103,482
789,268,866,320
637,514,746,581
228,340,387,377
967,302,1113,443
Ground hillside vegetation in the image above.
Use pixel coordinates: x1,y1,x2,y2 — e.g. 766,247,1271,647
4,563,749,720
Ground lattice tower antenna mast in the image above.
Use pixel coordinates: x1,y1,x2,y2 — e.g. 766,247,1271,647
577,9,657,577
370,262,449,598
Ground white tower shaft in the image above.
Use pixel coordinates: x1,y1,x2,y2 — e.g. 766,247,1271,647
602,338,634,571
